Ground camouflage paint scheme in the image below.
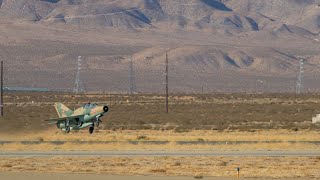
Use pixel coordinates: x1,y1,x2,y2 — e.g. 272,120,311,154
46,103,109,134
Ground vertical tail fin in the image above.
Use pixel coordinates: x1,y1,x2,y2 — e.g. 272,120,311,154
54,103,73,118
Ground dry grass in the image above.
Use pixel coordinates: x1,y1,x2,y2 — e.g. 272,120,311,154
0,156,320,178
2,129,320,142
2,93,320,132
1,129,320,151
1,93,320,178
1,141,318,151
1,93,320,151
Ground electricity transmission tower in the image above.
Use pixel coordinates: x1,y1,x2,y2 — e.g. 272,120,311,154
129,57,136,94
296,58,304,94
73,56,85,94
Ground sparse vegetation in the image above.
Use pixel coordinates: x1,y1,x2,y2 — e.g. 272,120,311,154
137,135,148,140
1,129,320,151
1,93,320,151
0,93,320,178
1,92,320,132
0,156,319,178
193,174,204,179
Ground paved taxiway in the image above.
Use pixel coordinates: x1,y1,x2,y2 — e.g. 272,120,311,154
1,150,320,157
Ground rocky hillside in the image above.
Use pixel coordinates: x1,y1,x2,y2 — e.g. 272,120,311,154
0,0,319,35
0,0,319,93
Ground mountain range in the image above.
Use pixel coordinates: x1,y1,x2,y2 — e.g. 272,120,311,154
0,0,319,93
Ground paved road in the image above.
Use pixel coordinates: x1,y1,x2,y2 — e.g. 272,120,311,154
0,150,320,157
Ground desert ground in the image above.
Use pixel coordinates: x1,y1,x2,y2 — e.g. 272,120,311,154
1,155,320,178
0,172,315,180
0,93,320,178
1,129,320,151
2,92,320,132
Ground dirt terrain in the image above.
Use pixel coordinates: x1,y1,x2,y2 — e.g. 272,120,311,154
0,93,319,178
1,92,320,132
1,156,320,178
0,0,319,92
0,172,314,180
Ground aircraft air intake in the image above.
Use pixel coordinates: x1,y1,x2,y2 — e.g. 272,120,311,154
103,106,109,112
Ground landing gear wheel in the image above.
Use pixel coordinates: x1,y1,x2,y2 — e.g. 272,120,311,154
89,126,94,134
65,127,70,134
65,120,70,133
96,121,100,127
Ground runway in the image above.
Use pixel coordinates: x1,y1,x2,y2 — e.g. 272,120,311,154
1,150,320,157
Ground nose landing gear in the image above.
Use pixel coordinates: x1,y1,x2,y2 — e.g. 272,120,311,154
96,118,102,127
95,115,103,127
96,121,100,127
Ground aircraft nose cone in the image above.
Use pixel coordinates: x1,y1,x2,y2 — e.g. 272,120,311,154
103,106,109,112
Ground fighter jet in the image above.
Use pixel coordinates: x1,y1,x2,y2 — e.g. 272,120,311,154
45,102,109,134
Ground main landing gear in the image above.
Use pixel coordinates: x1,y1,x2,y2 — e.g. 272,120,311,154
65,120,70,134
89,125,94,134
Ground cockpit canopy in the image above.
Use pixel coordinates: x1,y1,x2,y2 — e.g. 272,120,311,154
83,103,98,108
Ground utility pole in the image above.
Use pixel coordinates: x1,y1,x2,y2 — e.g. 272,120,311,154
129,56,136,94
165,52,169,113
0,61,3,117
296,58,304,94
